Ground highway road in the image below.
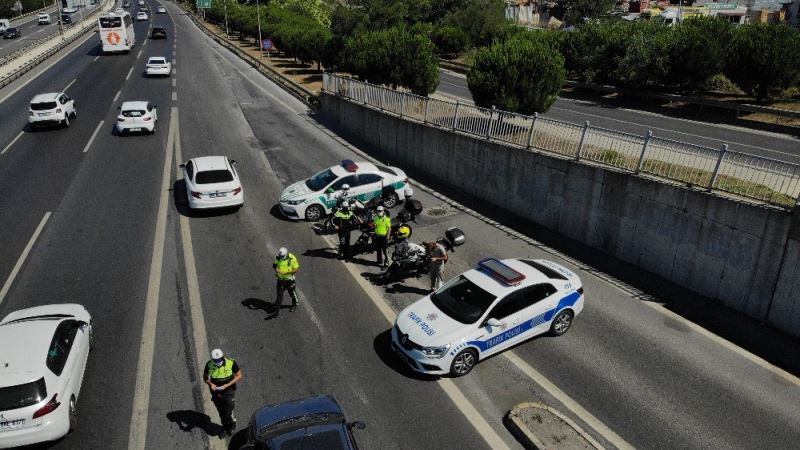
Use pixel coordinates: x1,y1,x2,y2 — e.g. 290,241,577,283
0,4,92,60
437,70,800,165
0,1,799,449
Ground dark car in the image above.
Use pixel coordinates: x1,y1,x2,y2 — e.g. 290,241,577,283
3,27,20,39
59,14,72,24
240,395,365,450
150,27,167,39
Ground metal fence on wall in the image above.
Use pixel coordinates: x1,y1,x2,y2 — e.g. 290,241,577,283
323,74,800,209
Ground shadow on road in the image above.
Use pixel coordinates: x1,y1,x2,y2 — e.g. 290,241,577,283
372,329,439,381
166,410,224,437
241,297,277,319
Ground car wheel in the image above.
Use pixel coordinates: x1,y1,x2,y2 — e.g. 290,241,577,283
305,204,324,222
549,310,574,336
382,191,399,209
63,115,70,127
72,109,77,119
68,396,77,432
449,349,478,377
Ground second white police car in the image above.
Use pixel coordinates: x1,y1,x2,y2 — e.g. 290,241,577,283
392,258,584,377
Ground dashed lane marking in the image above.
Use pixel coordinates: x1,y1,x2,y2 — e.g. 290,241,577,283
171,91,176,101
93,55,100,62
127,106,177,450
112,90,121,104
172,78,176,87
136,48,143,59
125,66,135,80
63,78,77,92
82,120,104,153
0,212,51,307
1,130,24,155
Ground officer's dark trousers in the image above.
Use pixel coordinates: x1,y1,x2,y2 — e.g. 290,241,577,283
275,279,298,309
338,230,351,259
212,390,236,431
374,234,388,265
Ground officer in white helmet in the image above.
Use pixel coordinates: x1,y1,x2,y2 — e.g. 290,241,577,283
334,201,356,260
270,247,300,319
335,184,351,208
203,348,243,436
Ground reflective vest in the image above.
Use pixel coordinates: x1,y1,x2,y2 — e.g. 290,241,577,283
207,358,235,383
335,210,353,221
373,214,391,236
274,253,299,280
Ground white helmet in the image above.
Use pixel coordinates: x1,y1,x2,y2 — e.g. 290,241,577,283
277,247,288,259
376,206,384,212
211,348,224,360
341,184,350,191
341,200,350,210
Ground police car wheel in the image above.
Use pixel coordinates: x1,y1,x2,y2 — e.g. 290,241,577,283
305,205,324,221
550,310,574,336
449,349,478,377
382,191,399,208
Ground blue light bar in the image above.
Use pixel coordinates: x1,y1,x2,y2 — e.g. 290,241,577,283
477,258,526,286
341,159,359,172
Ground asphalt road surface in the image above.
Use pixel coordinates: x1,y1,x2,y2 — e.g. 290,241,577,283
0,5,96,60
437,70,800,165
0,1,799,449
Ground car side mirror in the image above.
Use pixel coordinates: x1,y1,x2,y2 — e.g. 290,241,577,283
348,421,366,430
484,318,502,328
179,163,186,169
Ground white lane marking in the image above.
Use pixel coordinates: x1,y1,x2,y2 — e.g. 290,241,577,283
82,120,104,153
142,38,148,47
0,28,95,106
1,130,25,155
113,90,121,104
171,58,175,65
318,233,510,450
171,68,175,75
63,78,77,92
93,55,100,62
171,91,176,101
136,48,143,59
127,106,176,450
171,78,176,87
504,352,632,450
173,112,227,450
0,212,51,307
640,302,800,387
125,66,135,80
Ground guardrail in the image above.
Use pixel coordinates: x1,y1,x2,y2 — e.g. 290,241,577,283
324,73,800,209
0,31,61,67
438,59,800,121
8,2,57,24
184,10,317,107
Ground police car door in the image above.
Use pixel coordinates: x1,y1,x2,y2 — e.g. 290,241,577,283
523,283,560,337
478,288,539,357
355,173,384,202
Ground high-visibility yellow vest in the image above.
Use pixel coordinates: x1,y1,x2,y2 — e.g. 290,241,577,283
207,358,235,382
373,215,391,236
335,210,353,220
274,254,299,280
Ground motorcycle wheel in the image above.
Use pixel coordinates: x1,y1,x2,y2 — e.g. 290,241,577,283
322,217,336,234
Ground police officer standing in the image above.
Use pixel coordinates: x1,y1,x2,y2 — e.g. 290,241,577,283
372,206,391,267
334,201,356,260
270,247,300,319
203,348,243,437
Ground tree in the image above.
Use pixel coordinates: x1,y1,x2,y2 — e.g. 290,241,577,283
612,21,672,88
551,0,616,25
666,16,731,93
442,0,508,47
560,21,628,84
724,24,800,101
431,26,470,58
467,36,566,113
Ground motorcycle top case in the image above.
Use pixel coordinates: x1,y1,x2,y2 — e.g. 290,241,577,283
445,227,466,247
405,199,423,215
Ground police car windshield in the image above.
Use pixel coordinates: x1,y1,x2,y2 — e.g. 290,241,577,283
306,168,338,192
431,276,496,324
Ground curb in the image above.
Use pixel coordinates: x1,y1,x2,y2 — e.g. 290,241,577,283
507,402,603,450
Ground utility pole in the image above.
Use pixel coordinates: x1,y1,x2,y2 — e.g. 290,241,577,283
223,0,229,38
255,0,263,61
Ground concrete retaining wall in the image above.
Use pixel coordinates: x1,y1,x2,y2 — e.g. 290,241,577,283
320,93,800,336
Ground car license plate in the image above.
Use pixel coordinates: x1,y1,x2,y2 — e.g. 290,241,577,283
0,419,24,430
210,192,226,198
129,127,141,132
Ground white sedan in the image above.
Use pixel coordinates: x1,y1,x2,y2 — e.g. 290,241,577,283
180,156,244,210
136,11,148,20
145,56,171,76
157,6,166,13
0,304,92,447
392,258,584,377
116,101,157,135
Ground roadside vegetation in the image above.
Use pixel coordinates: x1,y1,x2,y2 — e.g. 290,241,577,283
0,0,52,17
197,0,800,113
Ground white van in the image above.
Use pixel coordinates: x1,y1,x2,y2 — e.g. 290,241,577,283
0,19,10,33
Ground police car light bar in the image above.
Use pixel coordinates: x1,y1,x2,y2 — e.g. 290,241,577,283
477,258,526,286
341,159,359,172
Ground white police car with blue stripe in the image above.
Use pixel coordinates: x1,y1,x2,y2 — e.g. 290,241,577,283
392,258,584,377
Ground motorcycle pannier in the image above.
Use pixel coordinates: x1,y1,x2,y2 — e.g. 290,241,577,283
405,199,423,215
445,227,466,247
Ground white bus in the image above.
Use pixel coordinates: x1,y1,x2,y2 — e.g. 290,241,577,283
99,12,135,53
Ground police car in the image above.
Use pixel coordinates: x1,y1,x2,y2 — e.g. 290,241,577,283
392,258,584,377
279,160,413,221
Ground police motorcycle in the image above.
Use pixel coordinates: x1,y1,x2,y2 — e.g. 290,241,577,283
379,226,465,284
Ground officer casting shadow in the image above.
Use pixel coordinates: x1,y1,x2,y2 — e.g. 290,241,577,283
372,329,439,381
383,283,431,296
241,298,278,319
166,410,224,437
302,247,339,260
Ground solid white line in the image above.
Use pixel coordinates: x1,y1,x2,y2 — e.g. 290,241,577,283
319,233,510,450
504,352,633,450
0,27,96,106
1,131,24,155
127,106,176,450
173,113,227,450
113,90,121,103
93,55,100,62
63,78,77,92
82,120,104,153
0,212,51,307
125,66,135,80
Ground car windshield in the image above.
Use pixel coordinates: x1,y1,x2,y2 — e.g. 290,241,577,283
148,58,166,64
305,168,338,192
30,102,57,111
431,275,497,324
0,378,47,412
196,170,234,184
122,110,145,117
99,17,121,27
